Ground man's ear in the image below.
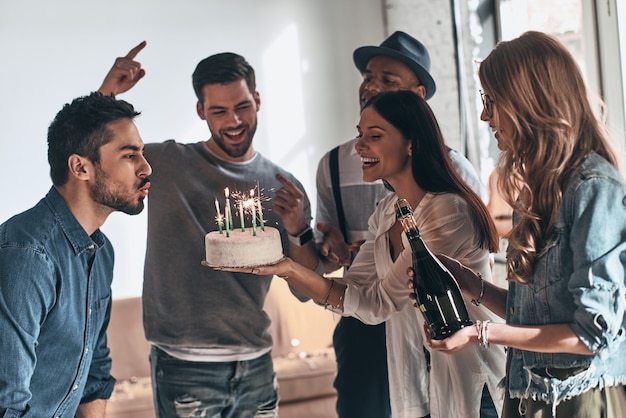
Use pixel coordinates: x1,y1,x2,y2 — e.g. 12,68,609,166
254,91,261,111
411,84,427,99
196,101,206,120
67,154,91,181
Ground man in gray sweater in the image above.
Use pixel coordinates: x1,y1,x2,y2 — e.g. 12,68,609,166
99,42,316,418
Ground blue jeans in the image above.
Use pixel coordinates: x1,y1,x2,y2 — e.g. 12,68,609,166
150,346,279,418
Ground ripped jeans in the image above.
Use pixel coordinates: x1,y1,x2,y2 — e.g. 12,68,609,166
150,346,279,418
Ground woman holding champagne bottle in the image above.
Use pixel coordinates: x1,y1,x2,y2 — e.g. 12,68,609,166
220,89,506,417
423,31,626,418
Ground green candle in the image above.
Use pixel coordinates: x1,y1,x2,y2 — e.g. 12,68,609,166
225,187,233,232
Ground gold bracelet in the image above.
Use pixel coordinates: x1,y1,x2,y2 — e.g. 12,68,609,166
334,291,344,310
321,279,335,309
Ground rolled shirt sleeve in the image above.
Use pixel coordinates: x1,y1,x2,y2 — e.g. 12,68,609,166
567,176,626,353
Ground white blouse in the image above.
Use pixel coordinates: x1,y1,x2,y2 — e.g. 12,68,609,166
341,192,506,418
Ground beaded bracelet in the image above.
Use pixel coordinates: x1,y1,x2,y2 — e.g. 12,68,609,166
480,319,491,349
471,272,485,306
475,319,492,349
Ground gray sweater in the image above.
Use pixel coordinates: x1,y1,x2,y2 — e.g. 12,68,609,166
142,140,311,354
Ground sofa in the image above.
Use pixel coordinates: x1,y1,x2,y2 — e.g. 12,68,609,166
105,277,339,418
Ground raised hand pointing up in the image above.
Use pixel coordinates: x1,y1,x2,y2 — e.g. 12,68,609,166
98,41,147,96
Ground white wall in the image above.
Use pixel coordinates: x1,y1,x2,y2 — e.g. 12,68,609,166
0,0,385,298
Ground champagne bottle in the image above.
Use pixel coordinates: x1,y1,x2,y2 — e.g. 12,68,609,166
395,198,472,340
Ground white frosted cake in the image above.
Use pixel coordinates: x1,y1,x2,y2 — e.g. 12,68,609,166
205,226,284,268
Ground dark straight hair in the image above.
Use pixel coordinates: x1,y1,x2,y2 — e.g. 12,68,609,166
192,52,256,103
364,90,498,252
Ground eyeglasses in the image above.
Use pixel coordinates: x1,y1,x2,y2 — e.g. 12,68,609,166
480,90,494,118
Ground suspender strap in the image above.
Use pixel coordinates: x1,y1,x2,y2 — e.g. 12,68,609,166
329,146,349,244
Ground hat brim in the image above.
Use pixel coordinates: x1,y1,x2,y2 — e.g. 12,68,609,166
353,45,436,100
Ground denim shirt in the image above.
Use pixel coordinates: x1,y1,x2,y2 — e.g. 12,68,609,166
506,152,626,409
0,187,116,417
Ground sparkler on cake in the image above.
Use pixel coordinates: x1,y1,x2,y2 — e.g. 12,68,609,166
203,183,284,268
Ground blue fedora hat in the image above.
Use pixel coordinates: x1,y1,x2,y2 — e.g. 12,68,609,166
353,31,436,100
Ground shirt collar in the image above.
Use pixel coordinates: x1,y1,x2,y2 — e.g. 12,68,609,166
44,187,105,255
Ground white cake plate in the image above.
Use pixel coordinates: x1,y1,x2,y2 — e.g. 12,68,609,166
201,256,287,269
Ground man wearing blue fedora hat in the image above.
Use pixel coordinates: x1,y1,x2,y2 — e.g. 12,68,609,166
353,30,437,102
310,31,488,418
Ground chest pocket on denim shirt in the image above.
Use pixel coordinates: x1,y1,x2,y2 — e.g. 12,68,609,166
529,224,565,293
89,294,111,345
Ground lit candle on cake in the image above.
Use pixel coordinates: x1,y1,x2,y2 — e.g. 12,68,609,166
257,181,265,231
215,198,223,234
250,189,257,236
239,200,245,232
224,188,232,237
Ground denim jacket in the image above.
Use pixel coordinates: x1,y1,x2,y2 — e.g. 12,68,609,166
506,152,626,410
0,187,116,417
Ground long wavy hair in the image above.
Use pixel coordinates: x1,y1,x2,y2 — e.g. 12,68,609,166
364,90,499,253
479,31,618,283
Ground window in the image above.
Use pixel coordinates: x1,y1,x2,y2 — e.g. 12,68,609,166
496,0,626,168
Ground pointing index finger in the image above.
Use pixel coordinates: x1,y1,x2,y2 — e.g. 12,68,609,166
275,173,302,196
125,40,147,60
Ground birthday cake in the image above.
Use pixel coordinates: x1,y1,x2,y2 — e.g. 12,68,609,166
205,227,285,268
